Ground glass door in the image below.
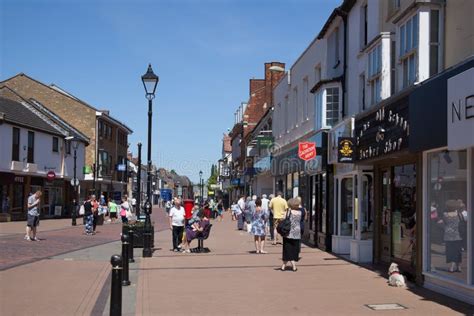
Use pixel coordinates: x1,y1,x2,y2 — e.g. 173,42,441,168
380,169,391,262
360,174,373,240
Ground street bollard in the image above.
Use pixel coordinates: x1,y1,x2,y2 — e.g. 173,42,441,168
110,254,122,316
128,227,135,263
121,233,131,286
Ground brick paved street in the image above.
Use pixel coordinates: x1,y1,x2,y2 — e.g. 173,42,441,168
1,208,473,316
0,207,168,271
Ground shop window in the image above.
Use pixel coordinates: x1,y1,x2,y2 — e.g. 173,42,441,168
12,127,20,161
427,149,468,283
340,178,353,236
12,183,23,212
360,175,373,239
392,164,416,266
27,131,35,163
1,185,9,213
52,137,59,153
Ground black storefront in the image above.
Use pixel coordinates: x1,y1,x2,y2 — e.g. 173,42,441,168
354,89,422,282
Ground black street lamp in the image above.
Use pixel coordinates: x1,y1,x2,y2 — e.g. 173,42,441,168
66,136,80,226
199,170,203,206
141,64,159,258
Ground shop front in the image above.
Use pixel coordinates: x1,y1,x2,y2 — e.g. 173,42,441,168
328,119,374,262
303,131,332,250
355,91,422,280
410,59,473,304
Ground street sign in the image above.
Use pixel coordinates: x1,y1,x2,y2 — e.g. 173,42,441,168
70,178,80,186
46,170,56,181
298,142,316,161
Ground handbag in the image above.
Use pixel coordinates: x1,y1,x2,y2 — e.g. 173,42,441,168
276,210,292,237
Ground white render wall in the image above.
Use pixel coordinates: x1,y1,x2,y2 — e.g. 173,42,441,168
0,123,85,180
273,36,326,149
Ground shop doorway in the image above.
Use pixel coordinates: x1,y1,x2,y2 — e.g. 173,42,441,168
379,164,417,268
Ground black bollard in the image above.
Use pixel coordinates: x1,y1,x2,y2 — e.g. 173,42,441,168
110,254,122,316
128,227,135,263
121,233,131,286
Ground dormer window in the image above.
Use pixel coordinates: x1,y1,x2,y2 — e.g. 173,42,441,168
314,85,341,130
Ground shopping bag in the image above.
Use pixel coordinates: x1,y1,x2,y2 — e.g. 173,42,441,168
79,205,85,216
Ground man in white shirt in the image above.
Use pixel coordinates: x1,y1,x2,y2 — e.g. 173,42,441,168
261,194,269,212
237,195,246,230
168,198,185,252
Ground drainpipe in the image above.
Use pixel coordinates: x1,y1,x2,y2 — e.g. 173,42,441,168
341,10,348,119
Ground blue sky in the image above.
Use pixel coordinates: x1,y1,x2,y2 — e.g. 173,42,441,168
1,0,339,182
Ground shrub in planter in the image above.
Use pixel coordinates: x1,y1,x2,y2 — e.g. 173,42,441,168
122,221,155,248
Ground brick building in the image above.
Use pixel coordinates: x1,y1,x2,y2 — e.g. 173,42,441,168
0,74,133,202
229,62,285,197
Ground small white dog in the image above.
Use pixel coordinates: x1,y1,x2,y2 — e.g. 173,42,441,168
388,263,406,287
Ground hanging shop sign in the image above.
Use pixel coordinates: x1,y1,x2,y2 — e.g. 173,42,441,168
355,96,409,161
337,137,356,163
257,136,274,148
298,142,316,161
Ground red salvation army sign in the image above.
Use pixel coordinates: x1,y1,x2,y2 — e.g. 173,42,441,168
298,142,316,161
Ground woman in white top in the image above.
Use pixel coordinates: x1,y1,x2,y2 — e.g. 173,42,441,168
168,198,185,252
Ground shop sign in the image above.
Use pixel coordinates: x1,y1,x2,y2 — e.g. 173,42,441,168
447,68,474,150
257,136,274,148
83,165,92,174
337,137,356,163
298,142,316,161
46,171,56,181
328,118,353,164
14,176,24,183
116,164,127,172
355,97,409,161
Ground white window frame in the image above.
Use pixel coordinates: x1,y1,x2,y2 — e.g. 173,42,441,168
315,84,342,130
399,13,419,88
367,44,382,106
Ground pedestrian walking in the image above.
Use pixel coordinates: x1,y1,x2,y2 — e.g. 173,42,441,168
120,196,130,224
165,200,172,214
250,198,268,254
217,199,224,222
269,191,288,245
280,198,302,272
92,195,99,233
108,198,118,223
25,190,42,241
236,196,245,230
261,194,270,238
83,195,95,235
297,196,307,253
169,198,185,252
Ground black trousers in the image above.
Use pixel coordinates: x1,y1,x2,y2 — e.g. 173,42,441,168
269,212,274,240
172,226,184,250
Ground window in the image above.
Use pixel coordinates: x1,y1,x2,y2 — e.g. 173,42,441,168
65,140,71,155
360,73,366,111
335,27,340,66
391,40,396,94
326,87,340,127
368,44,382,105
427,149,469,284
361,4,368,48
98,121,103,137
400,14,419,88
429,10,440,76
284,96,289,132
303,78,309,120
293,87,299,126
315,65,321,83
98,150,111,177
315,90,323,130
340,178,353,236
12,127,20,161
52,137,59,153
27,131,34,163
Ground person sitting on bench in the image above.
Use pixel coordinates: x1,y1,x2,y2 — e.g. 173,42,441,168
181,215,210,253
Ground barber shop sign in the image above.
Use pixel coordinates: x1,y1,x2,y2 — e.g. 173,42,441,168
298,142,316,161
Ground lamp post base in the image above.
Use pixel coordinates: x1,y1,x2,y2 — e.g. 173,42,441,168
142,205,153,258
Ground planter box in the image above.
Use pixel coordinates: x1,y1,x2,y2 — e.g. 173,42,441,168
122,222,155,248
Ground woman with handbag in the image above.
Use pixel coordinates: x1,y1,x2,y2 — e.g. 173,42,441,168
280,198,302,272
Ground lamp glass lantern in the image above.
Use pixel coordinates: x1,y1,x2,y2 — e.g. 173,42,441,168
141,64,159,99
